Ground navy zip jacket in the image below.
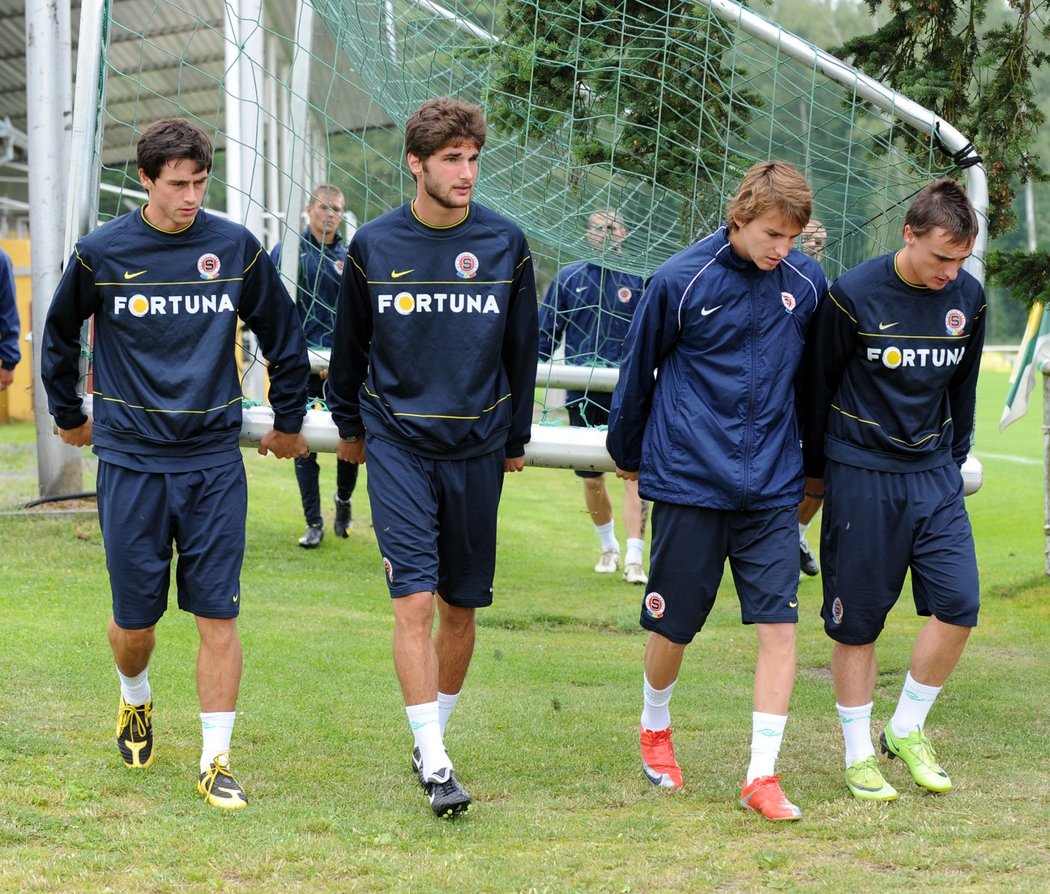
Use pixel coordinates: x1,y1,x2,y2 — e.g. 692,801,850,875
328,201,538,460
538,261,644,366
41,207,309,470
271,229,346,349
0,249,19,372
607,225,825,510
801,252,986,477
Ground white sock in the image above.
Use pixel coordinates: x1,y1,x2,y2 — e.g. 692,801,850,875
437,690,460,736
837,702,875,766
118,667,151,706
640,676,676,732
200,711,236,773
406,701,450,780
625,538,644,567
595,520,618,553
890,672,942,738
798,522,809,545
746,712,787,784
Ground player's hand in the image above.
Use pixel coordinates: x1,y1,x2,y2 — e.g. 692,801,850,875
615,466,639,481
337,438,366,464
258,429,309,459
504,456,525,473
0,368,13,390
319,367,329,381
57,419,93,447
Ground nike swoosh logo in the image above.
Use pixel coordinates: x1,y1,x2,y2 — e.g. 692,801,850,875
391,268,414,278
879,321,900,330
789,600,798,608
124,270,147,280
700,305,722,316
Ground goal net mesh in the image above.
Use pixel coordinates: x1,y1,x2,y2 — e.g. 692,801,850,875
80,0,958,434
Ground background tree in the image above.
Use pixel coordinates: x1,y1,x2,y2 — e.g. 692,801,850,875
484,0,762,238
829,0,1050,312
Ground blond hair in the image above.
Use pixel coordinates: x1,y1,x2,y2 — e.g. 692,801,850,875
725,161,812,233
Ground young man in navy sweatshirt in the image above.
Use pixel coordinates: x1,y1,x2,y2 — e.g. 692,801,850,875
41,118,310,809
329,97,538,819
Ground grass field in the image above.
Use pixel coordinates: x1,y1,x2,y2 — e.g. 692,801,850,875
0,369,1047,893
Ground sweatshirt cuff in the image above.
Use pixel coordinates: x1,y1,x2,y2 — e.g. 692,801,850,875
271,412,304,435
505,440,527,459
55,410,88,431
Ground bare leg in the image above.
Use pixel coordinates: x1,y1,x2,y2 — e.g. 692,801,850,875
644,631,686,689
583,474,613,526
434,594,476,695
909,616,971,686
108,617,156,677
832,640,878,707
195,617,242,712
391,591,438,705
622,478,648,540
754,622,796,715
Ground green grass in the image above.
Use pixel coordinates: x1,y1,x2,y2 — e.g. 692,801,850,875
0,370,1048,893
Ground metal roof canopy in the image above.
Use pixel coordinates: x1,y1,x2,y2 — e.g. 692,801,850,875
3,0,389,237
21,0,393,496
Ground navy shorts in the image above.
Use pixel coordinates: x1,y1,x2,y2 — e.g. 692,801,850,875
365,436,506,607
641,502,800,644
819,461,980,644
96,459,247,629
567,390,611,479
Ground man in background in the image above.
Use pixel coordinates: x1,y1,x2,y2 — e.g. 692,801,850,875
0,246,19,393
797,217,829,577
272,184,359,548
539,208,649,584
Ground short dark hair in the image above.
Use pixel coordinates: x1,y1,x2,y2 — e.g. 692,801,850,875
136,118,213,182
308,184,345,207
905,177,978,244
404,98,487,163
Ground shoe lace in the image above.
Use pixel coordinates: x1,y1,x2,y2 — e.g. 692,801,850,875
431,778,457,798
748,774,787,799
849,756,880,781
641,728,677,768
905,731,939,765
427,773,465,803
201,752,239,794
117,701,151,738
643,727,673,746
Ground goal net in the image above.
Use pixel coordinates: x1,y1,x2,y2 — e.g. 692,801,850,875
67,0,986,467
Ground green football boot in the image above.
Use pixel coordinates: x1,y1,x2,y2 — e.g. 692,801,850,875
845,755,898,801
880,726,952,793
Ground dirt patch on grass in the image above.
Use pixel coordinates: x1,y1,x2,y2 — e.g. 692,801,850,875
20,496,97,514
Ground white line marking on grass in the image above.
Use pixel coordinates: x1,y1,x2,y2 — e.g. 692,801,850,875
979,452,1041,466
